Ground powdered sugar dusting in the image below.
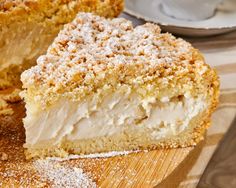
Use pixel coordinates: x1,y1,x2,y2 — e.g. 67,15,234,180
33,159,97,188
21,13,198,107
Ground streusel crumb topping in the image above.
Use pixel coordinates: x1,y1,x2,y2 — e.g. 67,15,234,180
21,13,206,106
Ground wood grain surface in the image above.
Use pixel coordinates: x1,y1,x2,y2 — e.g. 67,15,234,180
0,102,195,187
198,117,236,188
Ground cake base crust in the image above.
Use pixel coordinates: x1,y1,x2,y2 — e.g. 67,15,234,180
25,97,217,159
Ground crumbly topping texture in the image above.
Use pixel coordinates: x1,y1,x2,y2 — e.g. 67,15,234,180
0,0,123,26
0,0,27,11
21,13,205,106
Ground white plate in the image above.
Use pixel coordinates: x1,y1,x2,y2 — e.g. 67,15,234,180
125,0,236,36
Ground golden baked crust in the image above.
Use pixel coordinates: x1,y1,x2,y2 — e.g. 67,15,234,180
21,13,220,159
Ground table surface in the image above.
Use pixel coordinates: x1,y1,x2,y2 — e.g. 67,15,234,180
121,13,236,188
198,117,236,188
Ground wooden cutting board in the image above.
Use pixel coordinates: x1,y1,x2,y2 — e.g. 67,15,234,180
0,102,198,187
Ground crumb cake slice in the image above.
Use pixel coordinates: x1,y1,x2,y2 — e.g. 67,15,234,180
0,0,123,89
21,13,219,159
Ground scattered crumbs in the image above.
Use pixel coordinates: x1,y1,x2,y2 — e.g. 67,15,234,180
33,159,97,188
0,88,22,116
0,152,8,161
2,88,21,103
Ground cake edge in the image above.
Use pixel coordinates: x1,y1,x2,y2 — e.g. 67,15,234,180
24,69,219,159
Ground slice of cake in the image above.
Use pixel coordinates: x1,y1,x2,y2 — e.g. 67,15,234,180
21,13,219,159
0,0,123,89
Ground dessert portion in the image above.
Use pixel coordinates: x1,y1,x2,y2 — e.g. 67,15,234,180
21,13,219,159
0,0,123,89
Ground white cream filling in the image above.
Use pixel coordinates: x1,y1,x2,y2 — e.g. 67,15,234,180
24,87,207,147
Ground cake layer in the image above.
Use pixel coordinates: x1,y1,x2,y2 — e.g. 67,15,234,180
0,0,123,89
21,13,219,159
25,112,211,159
24,85,207,148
